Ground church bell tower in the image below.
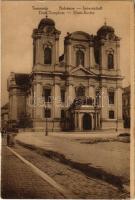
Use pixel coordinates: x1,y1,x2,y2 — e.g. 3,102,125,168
32,16,61,71
95,22,121,75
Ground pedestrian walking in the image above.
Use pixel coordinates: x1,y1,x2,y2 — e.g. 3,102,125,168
7,128,18,147
1,128,6,138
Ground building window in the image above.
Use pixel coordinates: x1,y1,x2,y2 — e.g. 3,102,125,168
76,50,84,67
109,110,115,119
44,47,52,64
95,90,100,105
61,90,65,102
87,97,93,105
76,86,85,97
61,110,65,119
108,91,114,104
108,53,114,69
44,108,51,118
44,89,51,102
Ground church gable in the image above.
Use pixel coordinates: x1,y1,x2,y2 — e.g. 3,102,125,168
72,69,87,76
70,66,96,77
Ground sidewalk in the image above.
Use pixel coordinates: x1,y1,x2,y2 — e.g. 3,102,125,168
16,131,130,187
1,141,64,199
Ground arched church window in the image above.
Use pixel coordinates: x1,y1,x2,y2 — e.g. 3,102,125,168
43,88,51,102
95,90,100,105
108,53,114,69
109,110,115,119
44,108,51,118
44,47,52,64
87,97,93,105
76,50,84,67
108,91,115,104
61,89,65,103
76,86,85,97
61,110,65,119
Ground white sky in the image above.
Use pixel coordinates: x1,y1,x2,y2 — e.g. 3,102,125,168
1,1,132,106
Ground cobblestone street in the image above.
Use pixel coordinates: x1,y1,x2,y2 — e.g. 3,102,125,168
1,138,129,199
16,132,130,184
1,142,65,199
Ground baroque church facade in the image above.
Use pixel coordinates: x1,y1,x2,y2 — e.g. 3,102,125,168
7,17,123,131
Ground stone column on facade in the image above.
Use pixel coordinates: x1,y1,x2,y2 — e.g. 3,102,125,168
66,78,75,106
33,82,42,119
116,42,120,74
36,39,40,64
101,86,108,121
68,84,75,104
55,38,59,64
96,113,98,128
100,39,106,70
98,113,101,128
97,113,99,128
85,47,89,67
91,113,94,130
88,84,95,102
9,89,18,121
116,86,123,120
53,81,61,119
33,83,37,119
14,90,18,120
76,112,79,129
78,113,83,131
89,40,96,68
94,112,97,129
52,43,56,68
27,92,32,118
29,88,34,119
96,112,98,129
74,112,78,130
66,40,72,67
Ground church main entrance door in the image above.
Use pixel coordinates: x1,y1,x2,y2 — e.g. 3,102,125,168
83,113,92,130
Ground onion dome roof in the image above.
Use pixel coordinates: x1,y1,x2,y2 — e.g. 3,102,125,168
97,23,114,37
38,17,55,29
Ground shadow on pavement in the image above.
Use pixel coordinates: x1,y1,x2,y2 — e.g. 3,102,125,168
16,140,129,192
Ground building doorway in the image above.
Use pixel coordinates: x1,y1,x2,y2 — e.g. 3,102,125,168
83,113,92,130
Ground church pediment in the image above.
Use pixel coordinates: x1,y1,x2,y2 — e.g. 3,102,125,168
70,66,97,77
